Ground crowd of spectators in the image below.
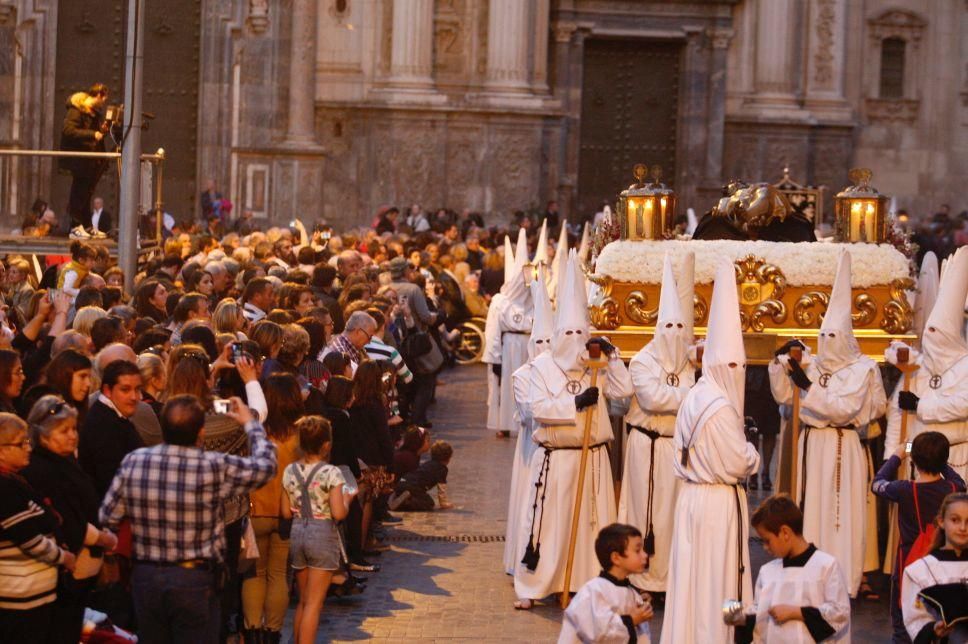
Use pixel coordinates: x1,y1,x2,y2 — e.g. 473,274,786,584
0,201,565,643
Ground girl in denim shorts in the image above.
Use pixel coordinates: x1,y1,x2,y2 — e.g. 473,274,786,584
282,416,357,644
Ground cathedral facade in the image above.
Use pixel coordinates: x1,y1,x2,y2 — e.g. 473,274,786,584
0,0,964,229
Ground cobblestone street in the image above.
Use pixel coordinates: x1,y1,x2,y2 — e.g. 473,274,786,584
287,364,893,642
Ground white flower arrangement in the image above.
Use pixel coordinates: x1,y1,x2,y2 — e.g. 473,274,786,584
595,239,911,287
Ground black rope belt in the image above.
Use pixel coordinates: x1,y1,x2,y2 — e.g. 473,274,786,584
627,423,669,557
732,483,746,602
521,442,609,571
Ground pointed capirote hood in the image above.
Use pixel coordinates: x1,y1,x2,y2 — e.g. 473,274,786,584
534,219,549,266
644,253,689,373
504,227,532,306
702,260,746,416
913,252,939,342
922,246,968,375
578,222,591,265
528,267,554,360
502,234,514,284
817,250,861,372
677,250,696,340
551,250,591,372
549,223,569,304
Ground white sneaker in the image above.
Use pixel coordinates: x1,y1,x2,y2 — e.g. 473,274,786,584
70,226,91,239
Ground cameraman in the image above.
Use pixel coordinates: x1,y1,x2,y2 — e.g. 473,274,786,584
59,83,110,239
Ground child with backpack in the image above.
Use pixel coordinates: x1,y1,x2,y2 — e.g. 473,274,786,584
901,492,968,642
873,431,966,642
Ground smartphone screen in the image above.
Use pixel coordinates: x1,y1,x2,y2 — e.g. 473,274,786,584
905,442,912,454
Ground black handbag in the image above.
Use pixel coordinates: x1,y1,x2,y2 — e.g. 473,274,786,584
400,330,433,361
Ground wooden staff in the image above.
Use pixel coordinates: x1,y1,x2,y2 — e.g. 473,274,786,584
789,345,803,503
561,342,608,609
896,346,919,478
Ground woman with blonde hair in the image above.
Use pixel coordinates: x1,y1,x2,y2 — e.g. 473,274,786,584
5,257,35,320
136,352,166,416
71,306,107,337
214,298,248,339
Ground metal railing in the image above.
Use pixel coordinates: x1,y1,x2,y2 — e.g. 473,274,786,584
0,146,167,248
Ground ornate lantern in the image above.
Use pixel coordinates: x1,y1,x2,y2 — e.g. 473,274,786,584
835,168,890,243
618,164,676,240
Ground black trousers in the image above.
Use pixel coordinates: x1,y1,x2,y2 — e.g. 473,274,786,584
0,602,54,642
411,372,435,425
67,173,100,229
49,574,95,644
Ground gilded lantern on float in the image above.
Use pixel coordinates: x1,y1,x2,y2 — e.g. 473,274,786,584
617,164,677,240
835,168,890,243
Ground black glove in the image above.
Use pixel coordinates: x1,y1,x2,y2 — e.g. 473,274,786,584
774,339,806,358
574,387,599,411
788,358,812,390
744,416,759,438
491,363,502,379
898,391,920,412
589,337,617,357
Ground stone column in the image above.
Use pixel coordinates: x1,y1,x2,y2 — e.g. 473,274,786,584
705,28,733,183
284,0,319,146
389,0,434,88
804,0,852,121
485,0,532,92
749,0,803,114
531,0,550,93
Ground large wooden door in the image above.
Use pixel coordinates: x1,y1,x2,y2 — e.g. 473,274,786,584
53,1,200,224
577,39,681,218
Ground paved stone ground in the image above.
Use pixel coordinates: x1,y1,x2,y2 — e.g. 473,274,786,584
285,364,894,642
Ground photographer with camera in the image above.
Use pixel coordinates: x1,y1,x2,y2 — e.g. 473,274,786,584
59,83,112,239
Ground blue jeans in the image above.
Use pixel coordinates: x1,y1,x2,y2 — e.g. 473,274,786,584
132,563,219,644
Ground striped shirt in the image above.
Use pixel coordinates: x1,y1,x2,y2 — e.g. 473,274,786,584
99,420,277,564
0,472,65,610
365,338,414,384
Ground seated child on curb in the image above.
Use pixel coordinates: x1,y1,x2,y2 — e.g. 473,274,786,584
388,440,454,511
558,523,652,644
902,491,968,643
872,431,967,642
730,494,851,643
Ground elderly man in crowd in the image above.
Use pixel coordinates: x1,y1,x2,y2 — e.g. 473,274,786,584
322,310,377,374
99,394,276,644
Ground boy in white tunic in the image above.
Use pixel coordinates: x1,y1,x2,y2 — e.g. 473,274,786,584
503,276,554,574
513,251,634,608
661,260,760,644
619,252,695,593
559,523,653,643
768,251,887,597
730,494,851,643
496,229,534,438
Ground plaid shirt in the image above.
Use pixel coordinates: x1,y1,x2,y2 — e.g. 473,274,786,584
98,420,277,563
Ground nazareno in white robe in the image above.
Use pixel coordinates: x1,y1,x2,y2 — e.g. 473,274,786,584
513,351,633,600
483,293,508,431
618,350,692,592
558,574,651,644
747,546,851,643
768,355,887,596
902,550,968,642
660,380,760,644
884,352,968,483
503,361,541,575
497,301,533,436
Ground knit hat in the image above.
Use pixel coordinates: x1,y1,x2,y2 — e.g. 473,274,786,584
388,256,410,279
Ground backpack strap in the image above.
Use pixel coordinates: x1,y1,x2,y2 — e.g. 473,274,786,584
292,462,326,519
911,481,922,531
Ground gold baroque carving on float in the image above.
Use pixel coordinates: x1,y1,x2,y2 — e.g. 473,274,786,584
882,278,915,335
625,291,658,325
733,255,788,332
588,274,620,330
793,291,878,327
